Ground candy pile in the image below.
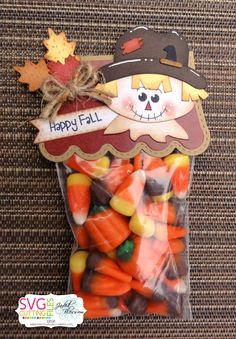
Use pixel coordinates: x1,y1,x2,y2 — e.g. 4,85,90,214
63,152,191,319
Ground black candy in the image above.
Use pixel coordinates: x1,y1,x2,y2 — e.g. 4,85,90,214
145,177,172,196
80,269,93,293
91,179,112,205
107,296,118,308
126,292,148,314
165,255,188,279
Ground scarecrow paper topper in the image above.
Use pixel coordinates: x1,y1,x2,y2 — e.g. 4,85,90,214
14,26,210,161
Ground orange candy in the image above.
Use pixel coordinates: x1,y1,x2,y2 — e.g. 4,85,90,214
139,197,177,225
81,271,131,296
164,154,190,199
65,154,110,178
70,251,89,294
110,169,146,216
67,173,91,225
72,224,90,248
84,206,130,253
117,235,160,282
86,251,132,283
66,153,190,319
103,163,134,194
134,152,164,172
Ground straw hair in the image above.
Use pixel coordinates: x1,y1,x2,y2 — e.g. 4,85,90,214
97,74,208,101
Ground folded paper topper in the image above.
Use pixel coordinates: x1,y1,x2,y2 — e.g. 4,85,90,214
14,27,210,161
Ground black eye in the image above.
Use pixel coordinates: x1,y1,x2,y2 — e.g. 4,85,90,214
138,92,147,101
151,94,160,103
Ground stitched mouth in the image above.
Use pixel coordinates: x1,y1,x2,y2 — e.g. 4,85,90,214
131,105,166,121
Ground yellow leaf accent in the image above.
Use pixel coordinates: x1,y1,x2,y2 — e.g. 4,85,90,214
43,28,76,64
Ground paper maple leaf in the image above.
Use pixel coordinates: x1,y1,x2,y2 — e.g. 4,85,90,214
47,55,80,84
43,28,76,64
14,59,50,92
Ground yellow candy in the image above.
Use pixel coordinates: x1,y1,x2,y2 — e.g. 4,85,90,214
70,251,89,294
154,223,168,241
129,213,155,237
110,196,135,216
164,153,190,169
70,251,89,274
153,191,173,202
67,173,91,187
109,170,146,216
93,156,110,177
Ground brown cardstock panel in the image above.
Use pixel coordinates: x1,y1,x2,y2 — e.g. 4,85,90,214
38,52,210,162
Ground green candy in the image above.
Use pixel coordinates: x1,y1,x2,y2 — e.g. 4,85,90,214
116,238,134,262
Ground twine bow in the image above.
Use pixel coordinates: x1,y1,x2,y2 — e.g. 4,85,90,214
40,63,114,120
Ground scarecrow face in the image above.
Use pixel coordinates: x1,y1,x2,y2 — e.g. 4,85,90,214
109,76,194,123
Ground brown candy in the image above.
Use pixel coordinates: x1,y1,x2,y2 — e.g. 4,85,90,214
126,292,148,314
145,177,172,196
106,296,119,308
165,254,188,279
81,269,93,293
91,179,112,205
171,198,187,226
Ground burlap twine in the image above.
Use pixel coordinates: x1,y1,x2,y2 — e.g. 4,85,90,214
40,63,114,120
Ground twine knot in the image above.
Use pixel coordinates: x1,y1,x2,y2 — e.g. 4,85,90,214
40,63,114,120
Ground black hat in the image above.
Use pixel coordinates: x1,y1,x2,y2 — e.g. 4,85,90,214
100,26,206,89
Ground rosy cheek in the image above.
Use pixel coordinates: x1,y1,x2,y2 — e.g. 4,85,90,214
163,101,178,118
122,96,136,110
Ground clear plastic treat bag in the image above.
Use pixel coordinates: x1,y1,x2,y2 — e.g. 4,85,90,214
57,151,193,319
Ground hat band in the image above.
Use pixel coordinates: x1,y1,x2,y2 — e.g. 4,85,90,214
159,58,183,68
108,57,183,69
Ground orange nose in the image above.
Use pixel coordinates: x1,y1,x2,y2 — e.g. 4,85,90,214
145,101,152,111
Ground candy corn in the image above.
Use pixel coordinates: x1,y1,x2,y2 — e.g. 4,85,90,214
116,235,157,281
154,223,188,241
131,279,155,299
169,238,186,254
110,158,130,167
72,224,90,248
86,251,132,283
91,179,112,205
125,291,148,314
165,254,188,279
134,152,164,172
162,277,187,294
110,169,146,216
67,173,91,225
81,270,131,296
103,163,134,194
146,301,169,316
140,198,177,225
65,154,110,178
64,153,191,319
77,291,118,310
84,206,130,253
129,212,155,237
70,251,89,294
164,153,190,199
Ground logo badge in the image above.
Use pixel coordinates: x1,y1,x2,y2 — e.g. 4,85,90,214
16,294,86,328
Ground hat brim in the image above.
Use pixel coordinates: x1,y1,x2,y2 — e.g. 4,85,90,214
100,58,206,89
